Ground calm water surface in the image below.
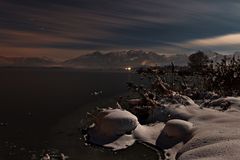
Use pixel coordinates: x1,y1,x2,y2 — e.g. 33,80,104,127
0,68,158,160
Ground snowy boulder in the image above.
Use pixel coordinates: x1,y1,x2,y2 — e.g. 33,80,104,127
86,108,195,152
162,119,193,139
87,109,139,149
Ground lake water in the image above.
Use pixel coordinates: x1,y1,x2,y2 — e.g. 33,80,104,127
0,68,158,160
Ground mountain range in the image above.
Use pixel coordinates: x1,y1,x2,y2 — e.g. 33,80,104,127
0,50,239,69
63,50,188,68
0,56,55,67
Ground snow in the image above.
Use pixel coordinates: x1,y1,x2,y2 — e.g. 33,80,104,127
86,96,240,160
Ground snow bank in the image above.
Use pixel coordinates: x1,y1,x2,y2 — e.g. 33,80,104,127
87,109,138,150
86,96,240,160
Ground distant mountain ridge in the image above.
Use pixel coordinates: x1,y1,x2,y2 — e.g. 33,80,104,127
63,50,189,68
0,56,55,67
0,50,239,68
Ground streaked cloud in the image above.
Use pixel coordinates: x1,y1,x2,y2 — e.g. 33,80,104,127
178,33,240,52
1,0,240,59
185,33,240,47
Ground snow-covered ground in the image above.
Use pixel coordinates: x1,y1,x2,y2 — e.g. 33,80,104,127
86,95,240,160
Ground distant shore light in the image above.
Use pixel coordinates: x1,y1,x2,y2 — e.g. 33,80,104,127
125,67,132,71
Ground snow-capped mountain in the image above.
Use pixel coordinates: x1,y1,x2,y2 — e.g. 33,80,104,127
63,50,189,68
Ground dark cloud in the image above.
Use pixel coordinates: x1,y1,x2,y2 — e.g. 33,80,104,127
1,0,240,58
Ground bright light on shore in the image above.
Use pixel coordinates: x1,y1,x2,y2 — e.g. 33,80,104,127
125,67,132,71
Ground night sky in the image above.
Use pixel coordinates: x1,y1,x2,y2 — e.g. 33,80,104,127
1,0,240,59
